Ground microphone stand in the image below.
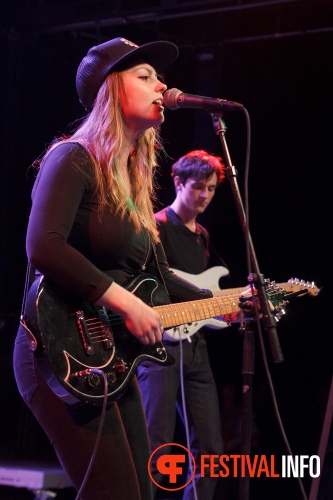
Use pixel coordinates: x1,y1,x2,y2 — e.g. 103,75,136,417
210,112,284,500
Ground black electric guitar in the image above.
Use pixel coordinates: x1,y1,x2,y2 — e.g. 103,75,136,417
23,272,318,406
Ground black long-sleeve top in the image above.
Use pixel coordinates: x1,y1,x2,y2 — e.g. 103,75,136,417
26,142,212,304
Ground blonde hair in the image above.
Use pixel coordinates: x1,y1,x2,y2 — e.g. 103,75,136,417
46,72,160,241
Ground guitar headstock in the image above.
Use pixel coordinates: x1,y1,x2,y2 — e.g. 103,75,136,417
272,278,320,297
264,278,320,320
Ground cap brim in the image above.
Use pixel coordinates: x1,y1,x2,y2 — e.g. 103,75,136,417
112,40,179,73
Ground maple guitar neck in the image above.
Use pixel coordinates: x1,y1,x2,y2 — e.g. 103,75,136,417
154,293,240,330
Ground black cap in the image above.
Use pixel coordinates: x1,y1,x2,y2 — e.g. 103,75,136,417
76,37,179,110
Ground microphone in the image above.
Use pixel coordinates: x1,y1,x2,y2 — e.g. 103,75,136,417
163,88,243,112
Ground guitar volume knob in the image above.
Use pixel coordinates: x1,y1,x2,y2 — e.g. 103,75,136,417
107,372,117,384
87,373,101,387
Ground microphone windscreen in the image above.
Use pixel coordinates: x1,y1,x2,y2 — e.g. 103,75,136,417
163,88,182,110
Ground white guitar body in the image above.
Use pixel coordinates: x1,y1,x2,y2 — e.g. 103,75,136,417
164,266,230,342
172,266,229,291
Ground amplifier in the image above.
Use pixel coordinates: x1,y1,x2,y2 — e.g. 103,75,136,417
0,457,73,498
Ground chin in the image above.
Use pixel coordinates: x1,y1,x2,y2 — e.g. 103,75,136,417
158,112,165,123
195,208,205,216
150,114,164,126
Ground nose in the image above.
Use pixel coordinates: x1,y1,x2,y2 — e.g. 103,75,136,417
158,80,167,93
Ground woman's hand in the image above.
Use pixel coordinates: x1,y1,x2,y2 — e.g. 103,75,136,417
96,282,164,345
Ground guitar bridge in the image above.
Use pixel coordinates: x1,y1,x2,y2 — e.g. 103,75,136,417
75,307,115,355
76,310,94,355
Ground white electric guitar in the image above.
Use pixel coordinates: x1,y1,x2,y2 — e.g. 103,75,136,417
164,267,319,342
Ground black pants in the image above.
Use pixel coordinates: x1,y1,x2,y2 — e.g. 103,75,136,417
137,333,223,500
13,325,153,500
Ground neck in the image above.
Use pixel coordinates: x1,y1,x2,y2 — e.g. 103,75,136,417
170,200,197,232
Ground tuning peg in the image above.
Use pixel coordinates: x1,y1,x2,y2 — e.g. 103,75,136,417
274,308,286,321
289,277,300,284
288,278,318,290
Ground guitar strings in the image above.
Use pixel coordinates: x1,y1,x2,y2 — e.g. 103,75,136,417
80,284,288,342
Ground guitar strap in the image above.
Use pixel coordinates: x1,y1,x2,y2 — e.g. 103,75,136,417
200,230,231,279
20,262,34,318
150,239,170,297
19,261,38,351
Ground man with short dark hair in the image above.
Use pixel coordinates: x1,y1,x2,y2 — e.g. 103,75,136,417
138,150,229,499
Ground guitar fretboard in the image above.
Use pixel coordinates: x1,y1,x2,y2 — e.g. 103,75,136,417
154,293,240,329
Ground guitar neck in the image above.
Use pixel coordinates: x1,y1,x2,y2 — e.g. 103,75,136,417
213,286,248,297
154,279,319,330
154,294,240,329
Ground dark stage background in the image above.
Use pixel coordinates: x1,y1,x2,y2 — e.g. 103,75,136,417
1,1,332,499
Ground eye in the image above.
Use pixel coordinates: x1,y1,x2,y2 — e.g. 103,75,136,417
157,73,165,83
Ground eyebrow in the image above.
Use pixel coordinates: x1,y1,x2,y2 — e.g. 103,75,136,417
192,180,217,187
128,64,157,75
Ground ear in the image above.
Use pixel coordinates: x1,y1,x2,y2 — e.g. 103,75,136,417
173,175,182,191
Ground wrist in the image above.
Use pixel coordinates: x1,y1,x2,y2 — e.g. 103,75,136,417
96,282,129,314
